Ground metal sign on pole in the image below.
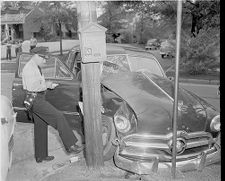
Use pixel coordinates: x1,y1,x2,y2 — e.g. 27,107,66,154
172,0,183,179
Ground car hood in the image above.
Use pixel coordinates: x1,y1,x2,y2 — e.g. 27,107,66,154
102,71,208,134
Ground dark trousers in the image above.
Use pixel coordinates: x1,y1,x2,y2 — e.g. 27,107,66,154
32,94,78,159
15,47,21,57
6,48,11,60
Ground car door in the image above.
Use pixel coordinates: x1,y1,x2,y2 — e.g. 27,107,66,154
44,57,81,115
12,53,81,123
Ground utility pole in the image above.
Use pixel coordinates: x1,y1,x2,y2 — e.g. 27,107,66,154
77,1,106,168
172,0,183,179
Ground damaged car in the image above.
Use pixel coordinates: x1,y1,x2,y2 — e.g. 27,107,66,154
1,95,17,181
12,44,220,175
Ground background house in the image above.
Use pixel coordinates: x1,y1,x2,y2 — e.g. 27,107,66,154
1,6,43,42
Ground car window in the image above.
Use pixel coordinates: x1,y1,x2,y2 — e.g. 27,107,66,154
55,59,73,79
18,54,73,80
65,50,76,70
102,54,131,77
128,55,165,77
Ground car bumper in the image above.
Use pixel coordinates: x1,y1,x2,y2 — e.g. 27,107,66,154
114,140,220,175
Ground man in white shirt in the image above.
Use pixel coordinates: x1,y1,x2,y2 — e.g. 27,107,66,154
22,47,84,163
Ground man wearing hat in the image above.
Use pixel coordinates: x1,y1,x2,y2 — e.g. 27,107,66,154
22,47,84,163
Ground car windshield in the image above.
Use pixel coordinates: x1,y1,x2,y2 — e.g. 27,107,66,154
65,47,165,78
128,55,165,77
18,53,73,80
147,39,157,44
102,54,130,76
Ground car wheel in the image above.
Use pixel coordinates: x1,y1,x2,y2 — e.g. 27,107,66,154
102,115,117,161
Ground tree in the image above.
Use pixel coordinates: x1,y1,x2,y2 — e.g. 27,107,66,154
185,0,220,37
98,2,127,39
37,1,78,55
121,1,156,43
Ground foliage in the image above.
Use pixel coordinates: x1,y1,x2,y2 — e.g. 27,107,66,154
36,1,77,36
36,1,78,54
180,28,220,75
183,0,220,37
98,2,128,34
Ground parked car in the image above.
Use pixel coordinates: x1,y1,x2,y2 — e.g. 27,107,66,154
160,39,176,58
1,95,17,181
12,44,220,175
145,39,161,50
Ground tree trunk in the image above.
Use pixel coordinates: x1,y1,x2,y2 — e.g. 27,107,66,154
140,13,144,44
59,21,63,55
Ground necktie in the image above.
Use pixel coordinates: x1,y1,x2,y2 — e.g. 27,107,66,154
38,66,42,75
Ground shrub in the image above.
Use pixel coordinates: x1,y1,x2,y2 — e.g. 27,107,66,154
180,29,220,75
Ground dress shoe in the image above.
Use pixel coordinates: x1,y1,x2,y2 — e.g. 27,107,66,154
67,144,84,154
36,156,55,163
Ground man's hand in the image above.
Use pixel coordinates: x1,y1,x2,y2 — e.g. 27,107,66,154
46,81,59,89
51,83,59,89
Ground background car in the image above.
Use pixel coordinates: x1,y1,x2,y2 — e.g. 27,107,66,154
12,44,220,175
145,39,161,50
160,39,176,58
1,95,17,181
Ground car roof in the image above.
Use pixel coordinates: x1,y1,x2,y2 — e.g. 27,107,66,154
147,39,158,43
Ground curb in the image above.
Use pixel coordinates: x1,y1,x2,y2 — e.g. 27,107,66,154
179,78,220,85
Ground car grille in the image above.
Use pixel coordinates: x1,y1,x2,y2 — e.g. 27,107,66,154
119,131,216,162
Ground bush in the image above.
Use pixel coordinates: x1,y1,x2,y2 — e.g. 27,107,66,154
121,31,132,43
180,29,220,75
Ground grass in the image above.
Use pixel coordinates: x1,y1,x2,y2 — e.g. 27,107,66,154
166,71,220,81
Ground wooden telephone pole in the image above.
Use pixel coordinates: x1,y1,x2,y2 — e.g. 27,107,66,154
172,0,183,179
77,1,106,168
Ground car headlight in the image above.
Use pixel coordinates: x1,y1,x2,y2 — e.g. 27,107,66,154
210,115,220,132
114,115,131,133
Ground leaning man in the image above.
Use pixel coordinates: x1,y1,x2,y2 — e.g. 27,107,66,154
22,47,84,163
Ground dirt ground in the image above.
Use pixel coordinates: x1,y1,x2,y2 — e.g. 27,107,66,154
42,158,221,181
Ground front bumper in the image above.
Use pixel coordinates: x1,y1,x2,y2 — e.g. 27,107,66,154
114,136,220,175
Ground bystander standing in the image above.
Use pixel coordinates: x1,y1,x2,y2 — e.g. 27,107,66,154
30,35,37,52
6,40,12,60
15,40,22,57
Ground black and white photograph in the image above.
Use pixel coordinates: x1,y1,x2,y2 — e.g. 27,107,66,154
1,0,220,180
